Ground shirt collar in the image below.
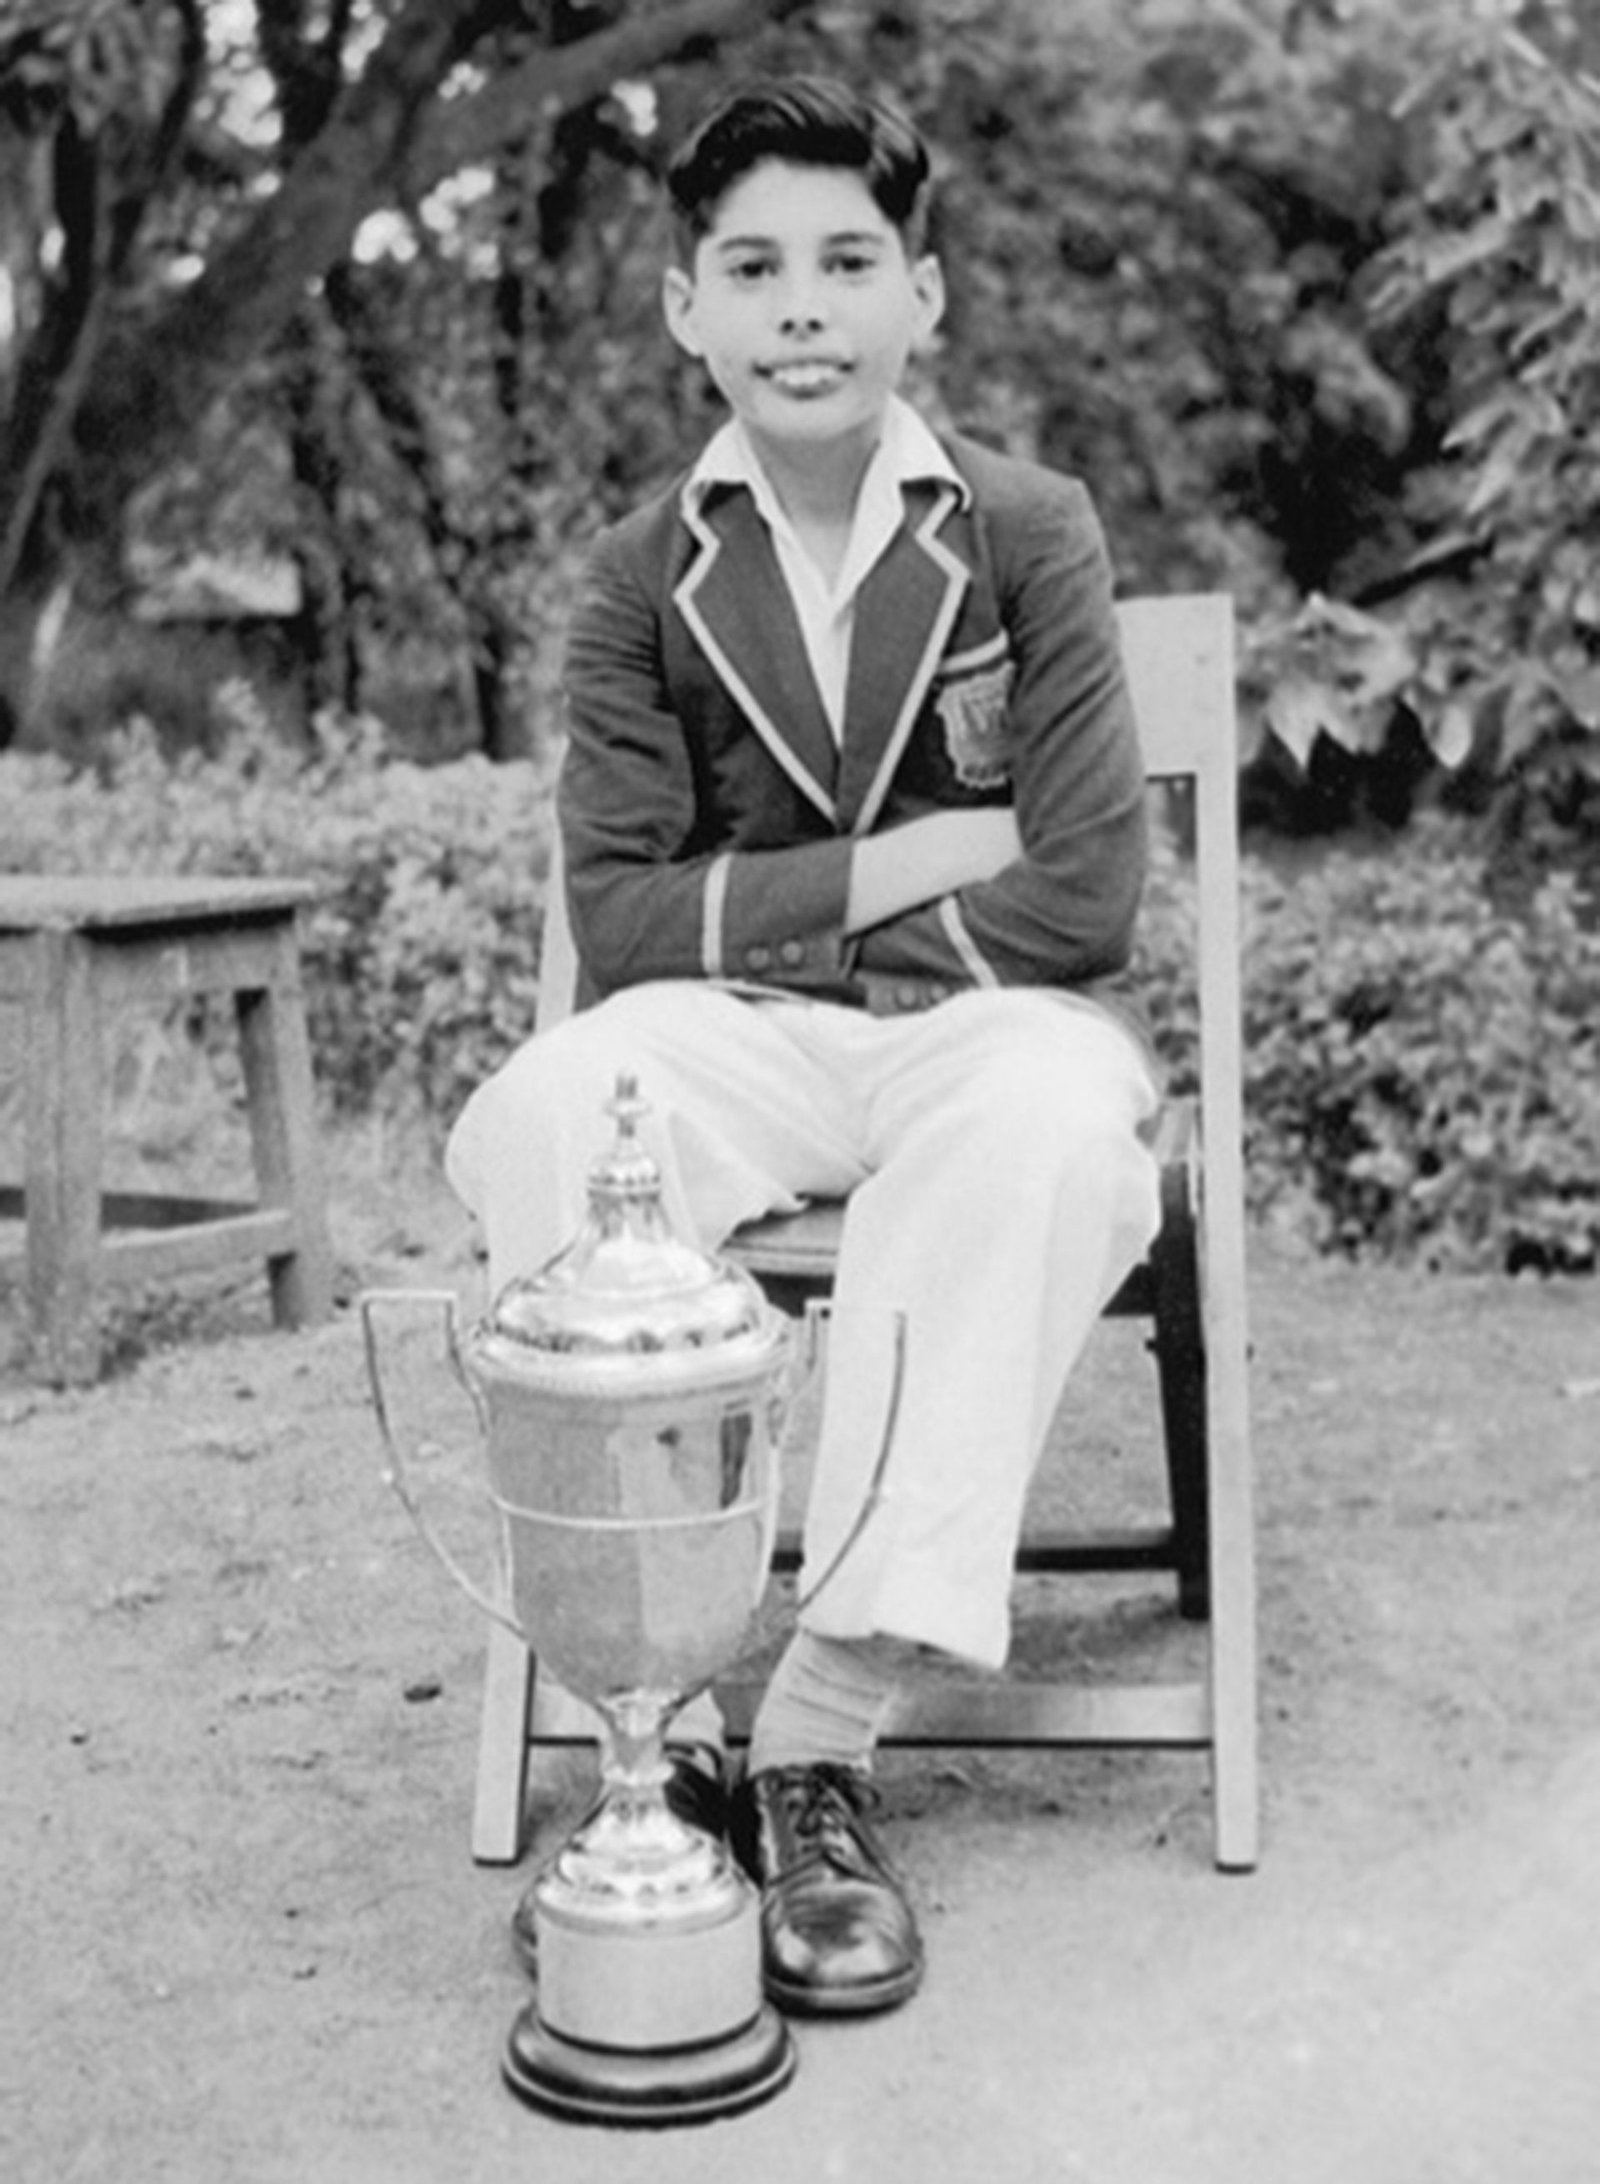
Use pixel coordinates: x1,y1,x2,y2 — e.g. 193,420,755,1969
682,396,969,523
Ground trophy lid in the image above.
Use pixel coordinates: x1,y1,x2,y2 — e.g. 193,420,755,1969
477,1074,780,1374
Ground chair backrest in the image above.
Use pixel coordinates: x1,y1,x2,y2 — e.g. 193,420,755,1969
1116,596,1246,1343
536,594,1238,1091
1113,591,1241,1116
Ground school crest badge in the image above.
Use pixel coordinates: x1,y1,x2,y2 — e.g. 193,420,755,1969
935,656,1015,789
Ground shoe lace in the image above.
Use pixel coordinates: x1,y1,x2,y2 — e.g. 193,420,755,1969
772,1763,880,1868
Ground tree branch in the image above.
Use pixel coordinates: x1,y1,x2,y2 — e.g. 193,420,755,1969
411,0,804,194
58,0,800,547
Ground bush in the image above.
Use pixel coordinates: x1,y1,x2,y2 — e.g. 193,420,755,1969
6,731,1596,1271
1141,819,1600,1271
0,707,555,1130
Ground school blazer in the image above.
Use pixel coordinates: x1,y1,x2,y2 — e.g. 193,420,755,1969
558,428,1147,1027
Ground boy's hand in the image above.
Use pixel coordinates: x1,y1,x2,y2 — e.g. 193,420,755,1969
845,807,1021,934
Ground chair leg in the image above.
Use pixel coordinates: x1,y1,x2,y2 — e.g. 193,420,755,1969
472,1622,607,1864
1200,1203,1259,1873
1149,1160,1210,1620
234,922,333,1328
1205,1368,1259,1874
472,1619,535,1865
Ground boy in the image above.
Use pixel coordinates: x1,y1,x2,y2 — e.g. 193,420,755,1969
446,76,1160,2017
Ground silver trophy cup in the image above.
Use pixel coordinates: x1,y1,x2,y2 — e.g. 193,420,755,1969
362,1077,798,2124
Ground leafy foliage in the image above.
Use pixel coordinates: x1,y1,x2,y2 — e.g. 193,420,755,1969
1142,816,1600,1273
1367,8,1600,810
0,0,167,132
1244,838,1600,1271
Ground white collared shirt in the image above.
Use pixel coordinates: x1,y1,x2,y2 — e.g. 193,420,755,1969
684,396,966,741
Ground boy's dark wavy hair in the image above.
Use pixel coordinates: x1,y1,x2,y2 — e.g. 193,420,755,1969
665,75,933,260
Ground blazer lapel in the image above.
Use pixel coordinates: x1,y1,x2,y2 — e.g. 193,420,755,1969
673,488,838,824
836,482,970,836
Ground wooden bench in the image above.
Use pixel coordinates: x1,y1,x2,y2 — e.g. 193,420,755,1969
0,875,334,1384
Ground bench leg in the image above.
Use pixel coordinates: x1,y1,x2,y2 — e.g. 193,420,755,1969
24,931,104,1386
234,924,333,1327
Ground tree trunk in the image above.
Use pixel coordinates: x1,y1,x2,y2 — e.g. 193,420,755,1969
0,119,113,601
325,261,525,755
0,565,85,754
466,605,519,762
281,312,366,724
45,0,795,565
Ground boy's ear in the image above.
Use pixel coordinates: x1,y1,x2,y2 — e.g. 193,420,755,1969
911,254,946,349
662,266,703,359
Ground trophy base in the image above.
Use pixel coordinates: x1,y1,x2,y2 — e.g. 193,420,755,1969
502,1999,796,2127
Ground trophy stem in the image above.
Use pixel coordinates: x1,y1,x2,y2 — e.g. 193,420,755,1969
596,1693,675,1817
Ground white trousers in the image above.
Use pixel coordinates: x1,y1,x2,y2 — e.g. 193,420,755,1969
445,982,1160,1668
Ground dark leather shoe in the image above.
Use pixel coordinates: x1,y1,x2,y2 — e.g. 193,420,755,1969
509,1745,729,1973
734,1763,923,2016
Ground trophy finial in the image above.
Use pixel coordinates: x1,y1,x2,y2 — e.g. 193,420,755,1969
607,1071,646,1137
591,1072,661,1208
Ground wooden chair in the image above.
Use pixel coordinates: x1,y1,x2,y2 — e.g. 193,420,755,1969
470,594,1257,1872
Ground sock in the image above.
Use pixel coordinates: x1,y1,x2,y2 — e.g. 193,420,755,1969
747,1630,902,1776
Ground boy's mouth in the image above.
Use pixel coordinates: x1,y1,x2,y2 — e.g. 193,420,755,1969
761,359,851,396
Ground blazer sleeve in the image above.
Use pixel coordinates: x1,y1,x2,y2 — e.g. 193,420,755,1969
852,479,1146,991
559,522,856,997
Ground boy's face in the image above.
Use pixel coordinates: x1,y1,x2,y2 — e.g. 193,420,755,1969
663,160,944,475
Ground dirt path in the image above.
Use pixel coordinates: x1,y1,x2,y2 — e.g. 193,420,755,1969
4,1168,1599,2182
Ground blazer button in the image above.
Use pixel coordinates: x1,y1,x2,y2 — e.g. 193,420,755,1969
746,944,772,972
779,940,805,968
897,982,922,1010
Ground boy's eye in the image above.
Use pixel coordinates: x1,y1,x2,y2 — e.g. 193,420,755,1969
827,250,876,277
725,257,774,284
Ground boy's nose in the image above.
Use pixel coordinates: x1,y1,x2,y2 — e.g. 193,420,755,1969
775,274,827,332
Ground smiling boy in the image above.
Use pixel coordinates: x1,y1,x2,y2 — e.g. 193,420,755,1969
446,77,1160,2018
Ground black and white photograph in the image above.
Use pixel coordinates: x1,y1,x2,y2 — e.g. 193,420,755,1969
3,2,1598,2177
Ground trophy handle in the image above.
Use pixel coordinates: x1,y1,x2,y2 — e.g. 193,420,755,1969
359,1288,525,1641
